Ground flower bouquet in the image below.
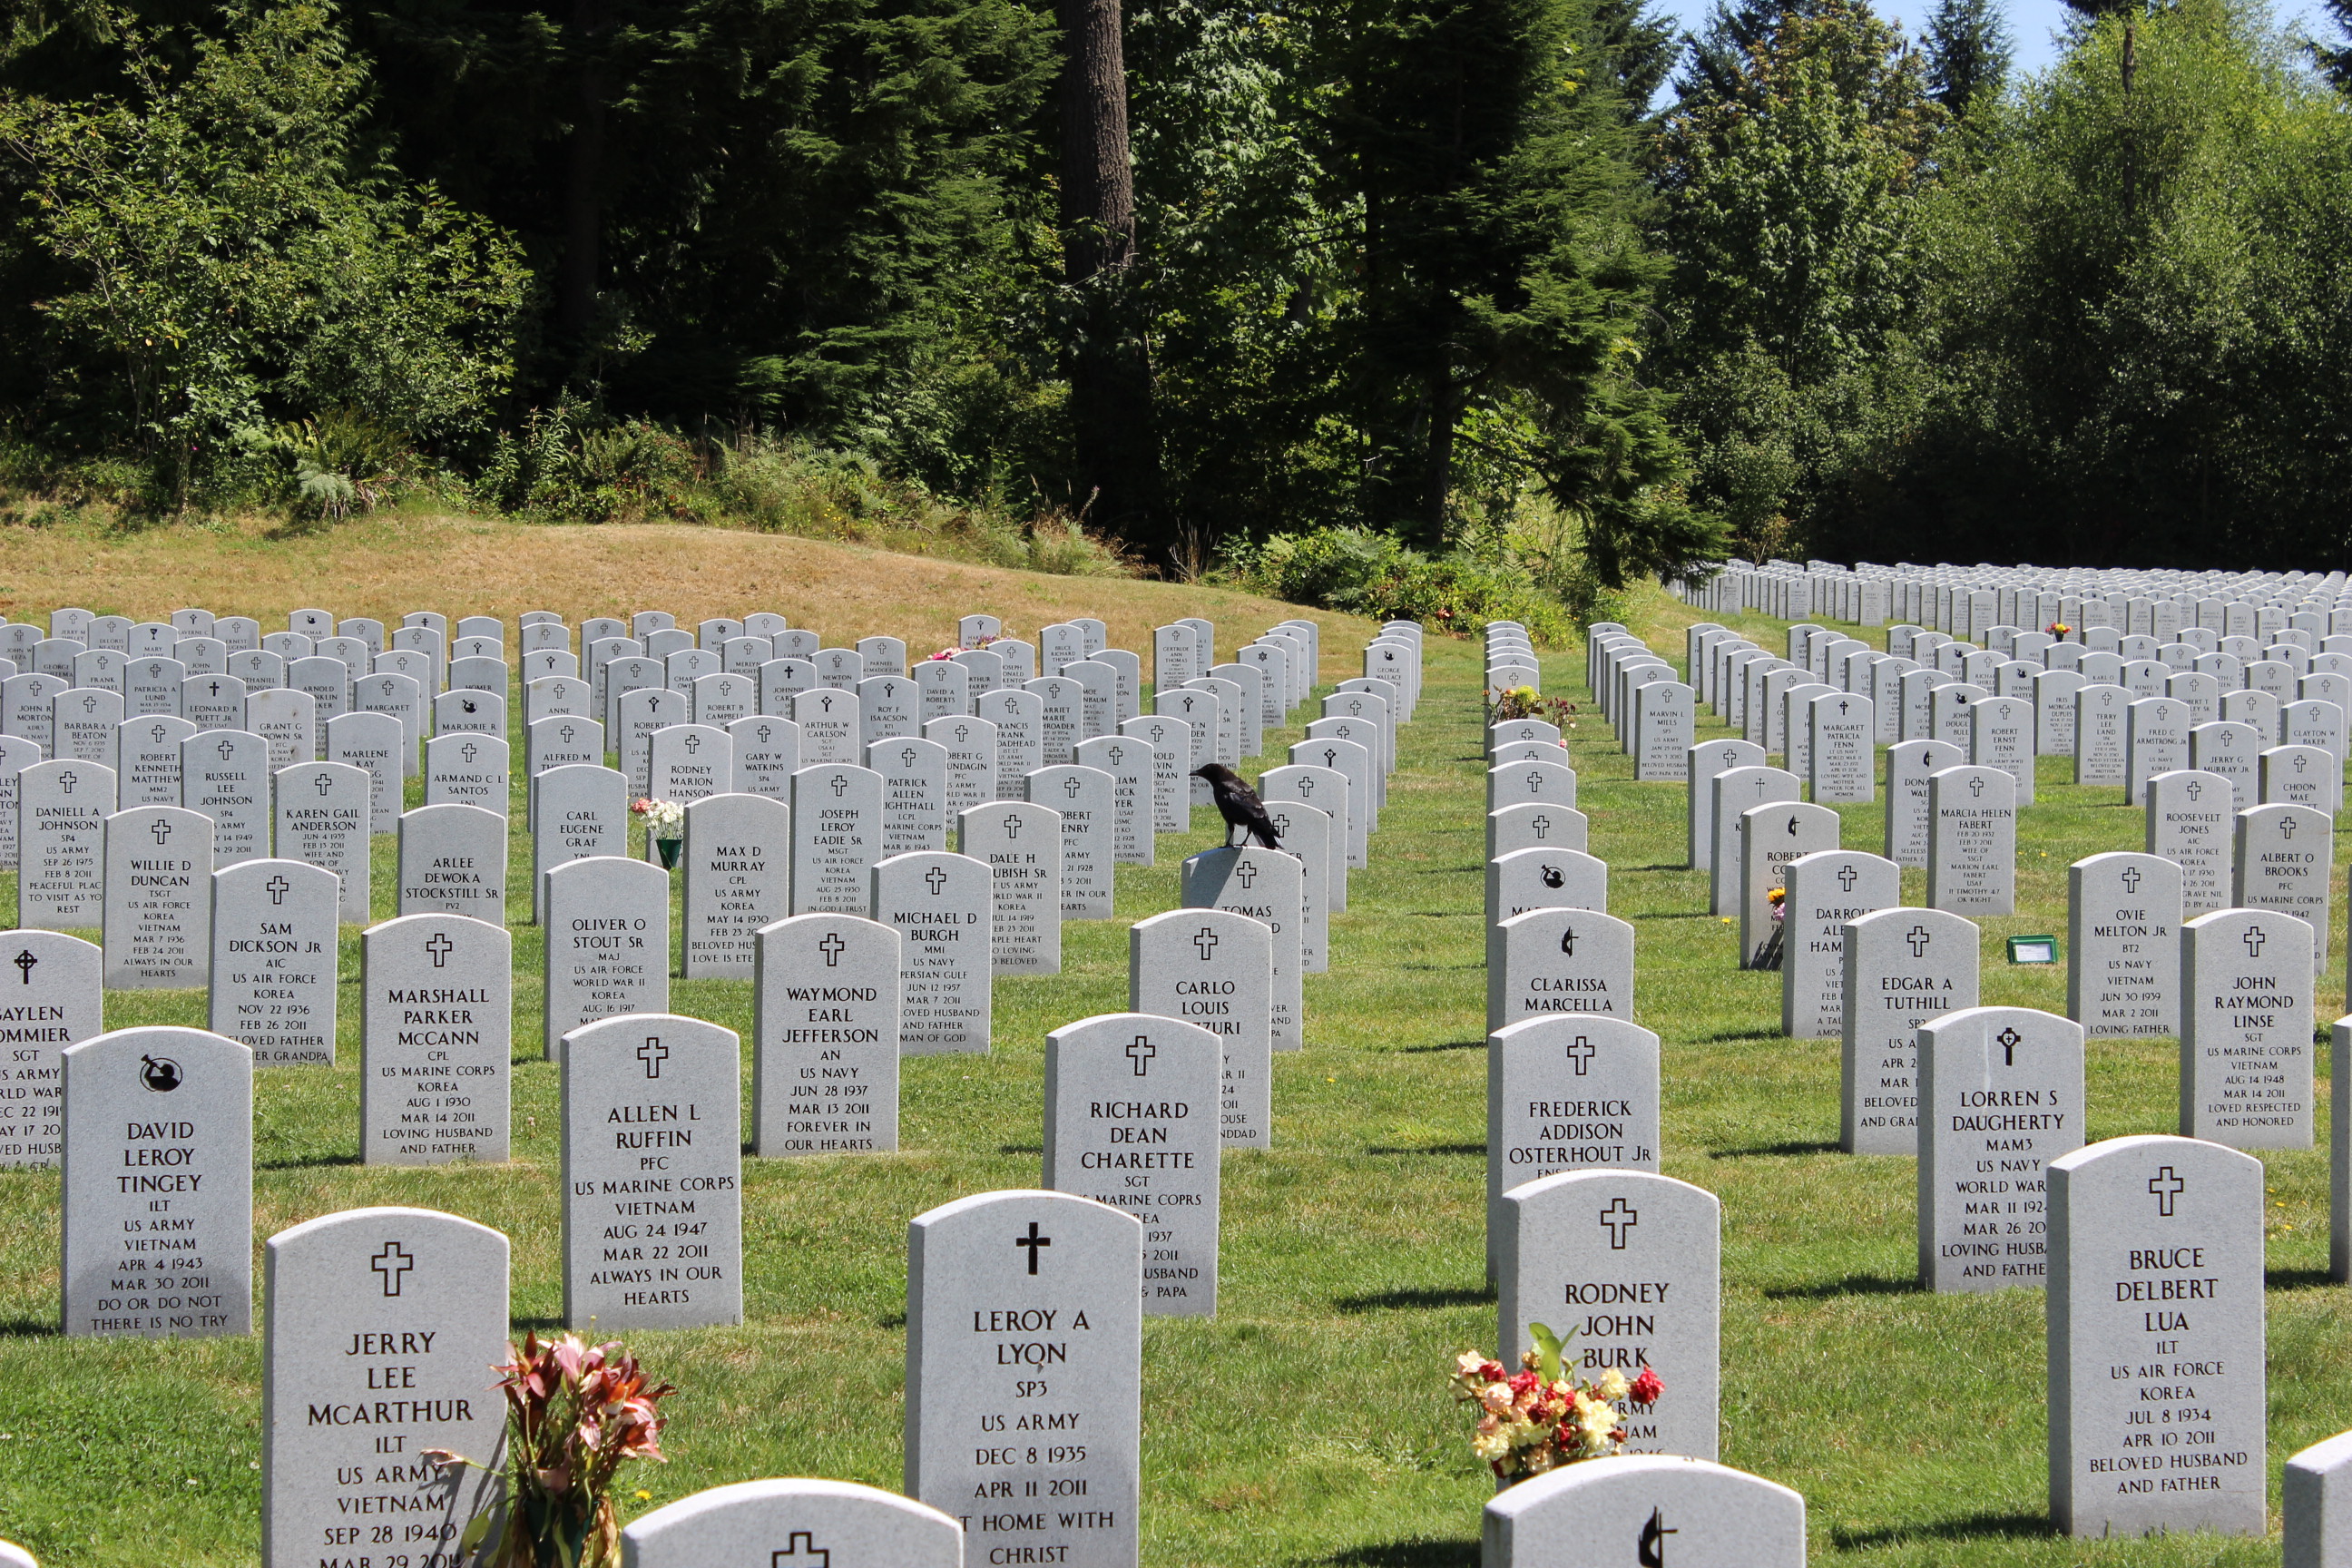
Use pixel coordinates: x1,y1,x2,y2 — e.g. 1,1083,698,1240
631,798,685,869
2045,622,2072,641
1450,1323,1661,1485
1492,686,1579,730
428,1331,674,1568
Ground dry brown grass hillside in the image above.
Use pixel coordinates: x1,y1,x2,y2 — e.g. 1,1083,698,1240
0,515,1381,659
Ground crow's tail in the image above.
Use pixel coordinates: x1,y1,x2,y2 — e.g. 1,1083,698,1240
1249,818,1282,849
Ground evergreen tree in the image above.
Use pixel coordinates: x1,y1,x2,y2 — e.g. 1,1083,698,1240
1923,0,2011,113
2313,0,2352,87
1312,0,1720,577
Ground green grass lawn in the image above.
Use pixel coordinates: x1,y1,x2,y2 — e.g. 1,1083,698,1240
0,590,2346,1565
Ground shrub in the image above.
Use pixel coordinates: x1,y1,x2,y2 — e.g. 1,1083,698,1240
1223,526,1577,645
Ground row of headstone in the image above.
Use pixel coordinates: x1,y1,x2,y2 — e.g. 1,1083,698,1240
1676,613,2347,814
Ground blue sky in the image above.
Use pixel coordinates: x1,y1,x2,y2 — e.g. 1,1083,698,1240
1647,0,2333,77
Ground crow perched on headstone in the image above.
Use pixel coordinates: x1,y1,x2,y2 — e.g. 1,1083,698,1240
1193,763,1282,849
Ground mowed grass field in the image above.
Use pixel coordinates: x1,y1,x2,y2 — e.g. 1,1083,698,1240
0,527,2344,1565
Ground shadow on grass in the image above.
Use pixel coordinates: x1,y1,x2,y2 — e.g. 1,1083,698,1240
0,1316,53,1338
514,1315,566,1332
2268,1266,2339,1291
997,1143,1044,1156
1393,1039,1486,1054
1764,1272,1921,1300
1319,1543,1479,1567
1366,1143,1485,1157
1830,1511,2049,1549
258,1152,359,1171
878,1312,907,1329
1708,1140,1839,1159
1703,1026,1788,1042
1334,1287,1491,1313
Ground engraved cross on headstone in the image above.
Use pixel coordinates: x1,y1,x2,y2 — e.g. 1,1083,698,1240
829,775,849,798
818,932,846,966
1233,861,1257,888
638,1037,669,1078
1598,1197,1639,1250
1996,1026,2022,1066
314,772,333,797
371,1241,414,1298
12,948,35,984
265,875,290,905
425,932,453,968
2121,865,2141,893
1837,863,1857,892
770,1534,829,1568
150,818,173,846
2243,926,2267,956
1014,1221,1051,1275
1127,1035,1155,1076
1003,813,1023,840
2150,1165,2185,1217
1906,925,1932,957
925,866,948,895
1565,1035,1594,1076
1193,926,1220,961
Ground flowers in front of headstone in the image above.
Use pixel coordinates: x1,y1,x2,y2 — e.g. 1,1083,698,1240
428,1330,675,1568
1491,687,1578,730
2046,622,2073,640
631,797,685,867
630,797,684,837
1448,1324,1661,1485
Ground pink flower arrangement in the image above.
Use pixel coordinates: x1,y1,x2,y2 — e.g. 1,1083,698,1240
1449,1325,1661,1485
427,1331,675,1568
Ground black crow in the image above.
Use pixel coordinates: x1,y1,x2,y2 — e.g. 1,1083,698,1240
1194,763,1282,849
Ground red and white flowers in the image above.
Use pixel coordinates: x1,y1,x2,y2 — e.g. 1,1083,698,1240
427,1330,675,1568
1449,1325,1661,1485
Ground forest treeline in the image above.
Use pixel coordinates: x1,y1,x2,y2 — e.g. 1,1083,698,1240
1,0,2350,591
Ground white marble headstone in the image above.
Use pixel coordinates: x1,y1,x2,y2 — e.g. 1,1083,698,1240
396,802,506,923
561,1013,742,1329
789,762,883,915
1780,850,1899,1039
1926,765,2016,916
210,858,338,1065
2048,1134,2264,1538
961,801,1062,975
1483,1456,1802,1567
1182,846,1304,1049
2180,906,2313,1148
102,805,211,987
906,1190,1140,1568
61,1025,251,1336
2066,852,2180,1037
620,1478,963,1568
681,792,790,979
361,913,511,1164
1486,907,1636,1036
261,1206,507,1563
1840,906,1979,1155
0,931,100,1169
1916,1005,2083,1292
1495,1171,1720,1462
543,855,670,1059
752,912,898,1156
1044,1013,1223,1317
873,850,992,1054
1130,908,1271,1148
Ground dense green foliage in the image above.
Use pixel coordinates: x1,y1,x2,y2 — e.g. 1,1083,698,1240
1657,0,2352,572
3,0,2351,586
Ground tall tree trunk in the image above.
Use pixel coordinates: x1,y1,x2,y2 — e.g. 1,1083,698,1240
1058,0,1164,554
557,0,608,348
1419,375,1457,544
